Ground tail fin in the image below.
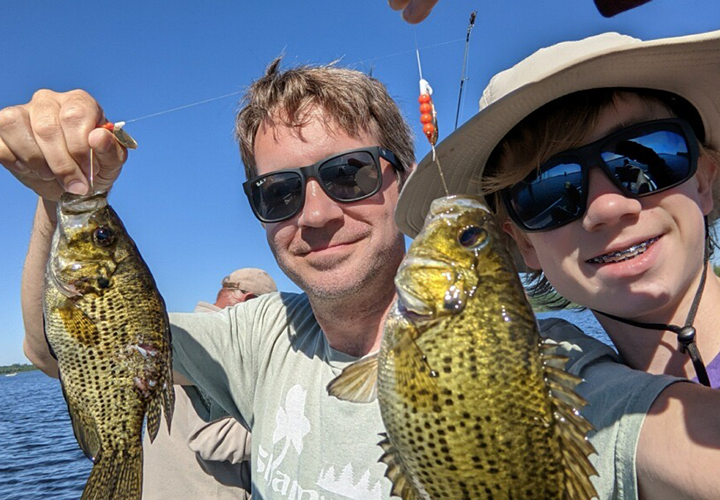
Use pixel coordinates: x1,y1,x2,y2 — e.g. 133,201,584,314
81,448,143,500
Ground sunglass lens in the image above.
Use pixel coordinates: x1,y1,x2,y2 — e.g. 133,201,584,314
250,172,303,221
507,162,584,231
319,152,380,201
601,129,691,195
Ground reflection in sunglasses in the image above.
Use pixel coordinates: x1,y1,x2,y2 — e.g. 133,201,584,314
502,119,699,232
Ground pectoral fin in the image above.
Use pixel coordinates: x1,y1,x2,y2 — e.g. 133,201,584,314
59,369,102,463
327,354,379,403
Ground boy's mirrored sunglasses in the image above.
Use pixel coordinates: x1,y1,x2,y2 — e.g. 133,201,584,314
501,118,700,232
243,146,399,223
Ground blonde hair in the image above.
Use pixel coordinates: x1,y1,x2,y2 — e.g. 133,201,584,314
234,57,414,184
483,88,720,309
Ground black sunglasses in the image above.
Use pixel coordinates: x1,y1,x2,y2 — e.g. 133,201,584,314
243,146,398,223
501,118,699,232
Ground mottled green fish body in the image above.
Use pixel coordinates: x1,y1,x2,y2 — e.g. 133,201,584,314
44,192,174,500
330,195,597,499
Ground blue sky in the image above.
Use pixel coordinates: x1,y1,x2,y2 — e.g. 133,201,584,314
1,1,719,365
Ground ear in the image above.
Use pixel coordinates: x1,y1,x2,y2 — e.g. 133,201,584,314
502,220,542,271
696,153,718,216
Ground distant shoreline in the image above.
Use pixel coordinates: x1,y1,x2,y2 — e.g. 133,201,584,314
0,363,38,375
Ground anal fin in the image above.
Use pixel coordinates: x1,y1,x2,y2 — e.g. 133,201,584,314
379,433,422,500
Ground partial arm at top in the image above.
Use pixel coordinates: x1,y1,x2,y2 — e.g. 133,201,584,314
387,0,439,24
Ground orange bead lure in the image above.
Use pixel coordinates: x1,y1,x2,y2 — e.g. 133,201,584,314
415,48,448,195
418,80,438,146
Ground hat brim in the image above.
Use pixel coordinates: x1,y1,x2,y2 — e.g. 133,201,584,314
396,30,720,239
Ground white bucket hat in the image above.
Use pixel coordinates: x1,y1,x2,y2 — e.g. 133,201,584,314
396,29,720,238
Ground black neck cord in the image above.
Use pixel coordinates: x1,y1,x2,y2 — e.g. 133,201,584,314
593,235,711,387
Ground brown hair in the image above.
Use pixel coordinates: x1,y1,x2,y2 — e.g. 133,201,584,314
234,57,414,185
483,88,720,309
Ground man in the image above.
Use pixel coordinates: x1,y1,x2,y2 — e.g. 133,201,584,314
395,30,720,498
195,268,277,312
144,268,277,500
0,58,414,498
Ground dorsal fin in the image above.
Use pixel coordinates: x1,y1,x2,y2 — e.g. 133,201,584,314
161,327,175,434
162,378,175,434
540,340,599,499
146,396,163,443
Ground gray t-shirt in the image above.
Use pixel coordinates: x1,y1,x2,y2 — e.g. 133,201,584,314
170,293,682,499
539,317,683,499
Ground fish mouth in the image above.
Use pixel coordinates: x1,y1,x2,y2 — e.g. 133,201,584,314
586,236,659,264
396,287,434,321
59,191,109,214
49,269,81,298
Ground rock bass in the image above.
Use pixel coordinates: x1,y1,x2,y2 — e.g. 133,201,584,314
329,195,597,499
44,191,175,500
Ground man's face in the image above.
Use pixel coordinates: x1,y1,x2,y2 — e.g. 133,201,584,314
508,93,716,321
215,287,256,308
253,109,405,300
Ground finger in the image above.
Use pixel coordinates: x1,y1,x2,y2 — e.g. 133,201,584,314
388,0,410,11
0,104,54,181
0,133,66,200
29,90,89,195
59,89,106,179
402,0,438,23
0,134,19,169
88,127,128,192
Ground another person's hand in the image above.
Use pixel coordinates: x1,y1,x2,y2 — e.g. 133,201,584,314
0,89,128,202
388,0,439,24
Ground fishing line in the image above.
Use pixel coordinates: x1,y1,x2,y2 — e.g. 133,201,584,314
90,148,95,193
352,38,464,68
117,38,464,126
121,91,243,125
454,11,477,131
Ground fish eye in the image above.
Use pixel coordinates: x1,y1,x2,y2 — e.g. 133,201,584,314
93,226,115,247
458,226,488,249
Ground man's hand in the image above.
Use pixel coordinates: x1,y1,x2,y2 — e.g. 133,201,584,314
0,89,128,202
388,0,439,24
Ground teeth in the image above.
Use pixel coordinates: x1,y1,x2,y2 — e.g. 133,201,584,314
588,237,659,264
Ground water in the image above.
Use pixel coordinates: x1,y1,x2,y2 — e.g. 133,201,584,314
537,307,614,348
0,310,611,500
0,370,90,500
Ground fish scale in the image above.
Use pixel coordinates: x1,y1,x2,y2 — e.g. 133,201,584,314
44,191,174,500
329,195,597,499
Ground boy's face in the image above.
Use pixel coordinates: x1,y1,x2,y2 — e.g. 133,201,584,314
507,93,716,321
